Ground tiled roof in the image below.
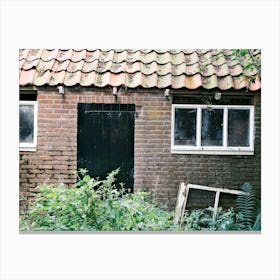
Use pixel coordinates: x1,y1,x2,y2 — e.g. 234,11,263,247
19,49,261,91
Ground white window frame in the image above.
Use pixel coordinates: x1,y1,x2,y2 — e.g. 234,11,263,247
171,104,254,155
19,100,37,151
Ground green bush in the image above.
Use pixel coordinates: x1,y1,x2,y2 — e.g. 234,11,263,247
19,170,261,231
180,207,245,231
235,182,261,230
20,168,174,231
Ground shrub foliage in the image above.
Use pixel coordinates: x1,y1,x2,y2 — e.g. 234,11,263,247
20,169,261,231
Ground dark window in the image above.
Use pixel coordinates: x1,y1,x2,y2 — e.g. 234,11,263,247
172,104,254,155
174,108,197,146
202,109,223,146
20,104,34,143
228,109,250,147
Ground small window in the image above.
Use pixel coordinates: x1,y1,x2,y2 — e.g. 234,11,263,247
171,104,254,155
19,101,37,151
174,108,197,146
228,109,250,147
201,109,223,146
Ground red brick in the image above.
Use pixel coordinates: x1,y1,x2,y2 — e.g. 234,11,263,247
20,91,261,215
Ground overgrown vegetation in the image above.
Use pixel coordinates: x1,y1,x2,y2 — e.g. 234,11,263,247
236,182,261,230
19,169,261,231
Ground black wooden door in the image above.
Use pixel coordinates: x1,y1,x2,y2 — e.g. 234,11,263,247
77,103,135,192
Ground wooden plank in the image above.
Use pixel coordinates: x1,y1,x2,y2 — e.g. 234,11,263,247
187,184,248,196
174,182,188,225
174,182,249,225
213,191,221,219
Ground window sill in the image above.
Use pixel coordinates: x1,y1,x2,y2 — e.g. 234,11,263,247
19,147,37,152
171,148,254,155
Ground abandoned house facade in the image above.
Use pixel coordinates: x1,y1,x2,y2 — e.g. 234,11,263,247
19,49,261,213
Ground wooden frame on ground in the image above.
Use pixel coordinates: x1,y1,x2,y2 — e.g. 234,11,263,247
174,182,249,225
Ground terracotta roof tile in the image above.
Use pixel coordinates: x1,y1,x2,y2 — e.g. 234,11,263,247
71,50,87,62
82,60,99,73
34,70,52,86
185,74,202,89
19,49,261,91
41,49,59,61
198,52,212,65
111,61,126,73
19,49,29,61
126,50,141,63
186,63,200,75
22,59,40,70
202,75,218,89
214,63,230,76
67,60,84,73
112,51,128,63
157,63,172,76
184,49,196,54
155,49,169,54
233,76,247,90
127,62,141,73
64,71,81,86
110,73,126,87
25,49,43,61
126,72,142,88
197,49,210,55
19,59,26,69
211,53,227,66
57,50,73,62
37,59,56,72
142,73,158,88
158,74,172,88
141,52,156,64
199,64,215,77
20,69,36,86
49,71,66,86
249,75,261,91
171,75,186,89
99,50,115,63
80,72,96,86
84,50,101,62
186,52,200,65
53,60,70,72
218,76,234,90
228,64,243,76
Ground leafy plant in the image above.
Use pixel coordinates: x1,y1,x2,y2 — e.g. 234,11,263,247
235,182,261,230
20,168,174,231
232,49,261,89
19,172,261,232
180,207,243,231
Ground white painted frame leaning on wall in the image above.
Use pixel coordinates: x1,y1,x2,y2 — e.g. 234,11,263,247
174,182,249,225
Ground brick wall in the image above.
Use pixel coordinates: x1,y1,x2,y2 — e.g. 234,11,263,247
19,89,261,214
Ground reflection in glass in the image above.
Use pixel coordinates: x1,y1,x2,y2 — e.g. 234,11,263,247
174,108,197,145
228,110,250,146
201,109,223,146
20,105,34,143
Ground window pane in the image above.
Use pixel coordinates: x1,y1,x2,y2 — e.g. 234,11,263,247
228,109,250,146
202,109,223,146
174,108,197,146
20,105,34,143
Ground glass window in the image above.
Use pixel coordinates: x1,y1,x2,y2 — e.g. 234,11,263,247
174,108,197,146
201,109,223,146
20,105,34,143
172,104,254,155
228,109,250,147
19,101,37,150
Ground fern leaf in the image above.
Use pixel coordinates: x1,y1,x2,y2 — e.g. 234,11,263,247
236,182,258,230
